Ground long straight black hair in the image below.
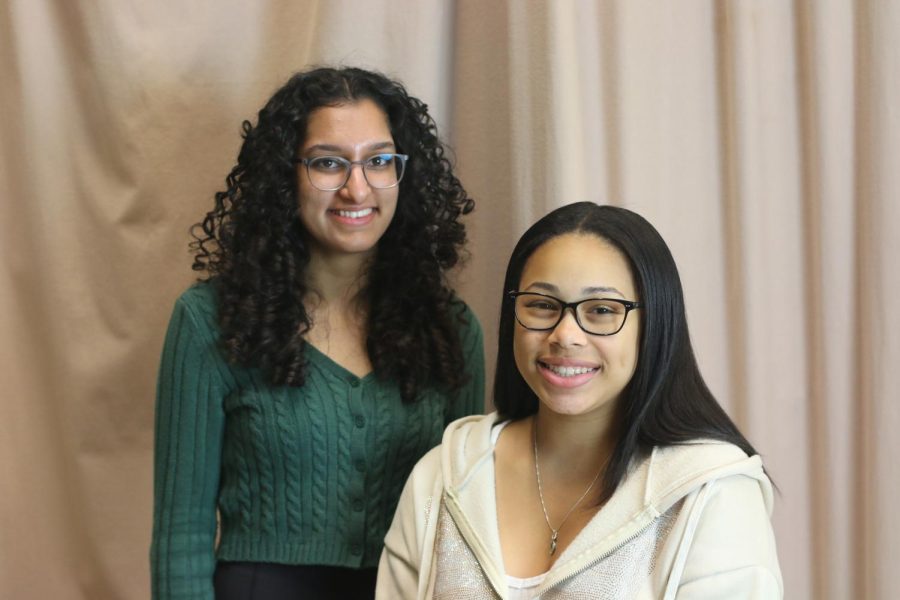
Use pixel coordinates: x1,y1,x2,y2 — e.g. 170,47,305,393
494,202,758,503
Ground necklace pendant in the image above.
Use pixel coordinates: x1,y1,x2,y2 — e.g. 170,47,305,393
549,530,558,556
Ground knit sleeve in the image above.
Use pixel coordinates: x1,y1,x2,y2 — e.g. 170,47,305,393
150,290,228,600
444,302,485,424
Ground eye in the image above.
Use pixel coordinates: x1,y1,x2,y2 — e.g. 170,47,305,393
588,304,615,315
580,299,625,321
523,299,560,312
366,153,394,169
309,156,346,171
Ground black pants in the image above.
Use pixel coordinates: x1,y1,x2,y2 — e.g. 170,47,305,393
214,562,377,600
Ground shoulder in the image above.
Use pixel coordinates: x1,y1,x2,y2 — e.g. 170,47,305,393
402,414,497,487
174,282,219,323
646,441,773,515
647,443,782,595
651,440,752,477
441,413,496,450
437,413,498,485
165,282,222,346
175,281,218,315
398,413,496,501
673,465,782,595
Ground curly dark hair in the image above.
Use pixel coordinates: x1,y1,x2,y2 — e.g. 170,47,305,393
191,67,475,400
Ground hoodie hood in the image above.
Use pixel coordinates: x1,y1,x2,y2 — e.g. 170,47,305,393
439,413,771,512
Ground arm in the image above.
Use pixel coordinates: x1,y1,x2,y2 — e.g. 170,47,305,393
150,293,227,600
376,478,422,599
673,475,783,600
445,303,485,424
376,447,443,600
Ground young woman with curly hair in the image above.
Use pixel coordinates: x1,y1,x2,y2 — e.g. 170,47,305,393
151,67,484,600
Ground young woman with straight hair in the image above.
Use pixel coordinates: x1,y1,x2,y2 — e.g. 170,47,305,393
378,202,781,599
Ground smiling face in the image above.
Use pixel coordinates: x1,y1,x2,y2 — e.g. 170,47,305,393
296,98,399,260
513,233,641,420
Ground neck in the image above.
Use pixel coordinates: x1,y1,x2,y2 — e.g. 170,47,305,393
306,248,373,306
532,407,617,476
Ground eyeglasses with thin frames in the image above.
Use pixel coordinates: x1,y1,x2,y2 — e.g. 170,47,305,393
295,153,409,191
508,290,642,336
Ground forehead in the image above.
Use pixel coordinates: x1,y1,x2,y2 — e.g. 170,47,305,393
519,233,636,297
302,98,392,147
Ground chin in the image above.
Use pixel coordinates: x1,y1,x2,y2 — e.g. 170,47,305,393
537,389,618,419
323,236,379,256
543,402,601,417
538,393,595,416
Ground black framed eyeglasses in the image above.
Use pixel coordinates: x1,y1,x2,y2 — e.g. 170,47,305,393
508,291,642,336
295,153,409,191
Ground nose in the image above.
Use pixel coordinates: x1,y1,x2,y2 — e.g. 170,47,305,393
547,308,586,348
338,163,370,204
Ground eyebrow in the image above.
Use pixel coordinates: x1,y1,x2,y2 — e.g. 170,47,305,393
525,281,625,297
303,141,396,154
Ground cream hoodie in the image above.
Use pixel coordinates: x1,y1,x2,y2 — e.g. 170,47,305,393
377,413,782,599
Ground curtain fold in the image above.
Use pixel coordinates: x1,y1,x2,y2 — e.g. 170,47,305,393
2,1,896,598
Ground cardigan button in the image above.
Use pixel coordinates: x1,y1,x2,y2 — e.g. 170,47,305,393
353,499,364,511
354,460,366,472
351,544,362,556
355,415,365,428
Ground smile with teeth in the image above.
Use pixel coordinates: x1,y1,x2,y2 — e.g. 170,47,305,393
540,362,598,377
332,208,374,218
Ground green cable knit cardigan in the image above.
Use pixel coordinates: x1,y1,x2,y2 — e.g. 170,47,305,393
150,283,485,599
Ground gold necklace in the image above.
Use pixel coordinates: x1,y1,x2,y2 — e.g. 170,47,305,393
532,418,607,556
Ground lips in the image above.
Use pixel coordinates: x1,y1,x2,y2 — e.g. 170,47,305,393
537,359,599,388
328,207,377,225
331,207,374,219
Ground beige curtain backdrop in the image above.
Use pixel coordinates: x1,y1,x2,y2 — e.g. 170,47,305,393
1,1,897,598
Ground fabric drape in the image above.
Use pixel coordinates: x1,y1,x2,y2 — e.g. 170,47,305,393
1,1,896,598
